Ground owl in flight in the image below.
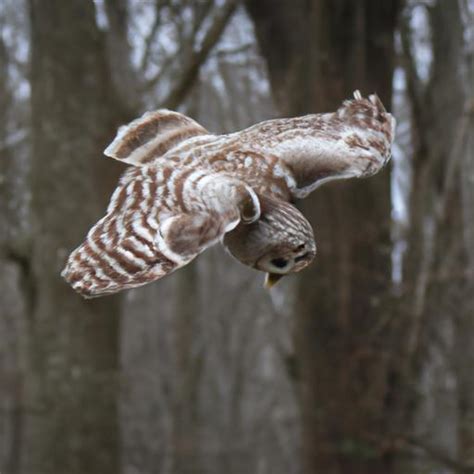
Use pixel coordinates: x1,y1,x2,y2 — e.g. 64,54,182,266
62,91,395,298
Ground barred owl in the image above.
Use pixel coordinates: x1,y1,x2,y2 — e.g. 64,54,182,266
62,91,395,297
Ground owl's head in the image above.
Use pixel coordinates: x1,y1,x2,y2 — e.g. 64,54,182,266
223,195,316,287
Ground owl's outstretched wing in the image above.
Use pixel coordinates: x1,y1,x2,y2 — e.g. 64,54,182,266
104,109,211,166
61,166,260,298
242,91,396,198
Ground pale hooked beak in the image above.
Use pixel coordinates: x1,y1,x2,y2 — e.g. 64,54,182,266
264,273,284,289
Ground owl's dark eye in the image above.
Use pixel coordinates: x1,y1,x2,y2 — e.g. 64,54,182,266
271,258,289,269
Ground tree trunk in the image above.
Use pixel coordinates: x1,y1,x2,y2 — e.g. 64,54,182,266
171,265,203,474
400,0,474,469
22,1,129,473
246,1,400,473
0,34,28,474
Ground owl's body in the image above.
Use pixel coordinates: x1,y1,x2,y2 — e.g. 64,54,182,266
62,92,395,297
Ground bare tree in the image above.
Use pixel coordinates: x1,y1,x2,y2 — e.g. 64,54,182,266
246,1,402,473
0,29,28,474
399,0,474,470
12,1,242,473
2,1,472,473
21,1,129,472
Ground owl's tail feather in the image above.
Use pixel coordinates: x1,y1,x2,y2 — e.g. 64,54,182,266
104,109,211,167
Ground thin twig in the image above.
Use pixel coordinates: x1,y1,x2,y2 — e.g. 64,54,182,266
395,434,474,474
139,0,164,73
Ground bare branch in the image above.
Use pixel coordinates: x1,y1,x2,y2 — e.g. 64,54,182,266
362,429,474,474
407,103,471,358
104,0,141,112
395,434,474,474
215,43,253,59
139,1,164,73
161,0,238,110
399,8,427,155
189,0,214,39
144,0,212,77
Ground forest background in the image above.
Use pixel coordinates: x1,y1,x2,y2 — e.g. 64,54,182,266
0,1,473,473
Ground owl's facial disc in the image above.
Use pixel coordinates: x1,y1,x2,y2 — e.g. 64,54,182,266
223,195,316,288
257,241,316,288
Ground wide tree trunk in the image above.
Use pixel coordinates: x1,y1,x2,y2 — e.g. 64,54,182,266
0,34,28,474
246,2,400,473
400,0,474,469
22,1,129,473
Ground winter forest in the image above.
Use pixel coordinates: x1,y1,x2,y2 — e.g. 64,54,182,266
0,1,473,473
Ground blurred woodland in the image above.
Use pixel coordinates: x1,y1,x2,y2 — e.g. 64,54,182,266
0,0,473,473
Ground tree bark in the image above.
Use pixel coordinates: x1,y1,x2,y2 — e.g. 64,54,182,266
23,1,129,473
399,0,474,468
246,1,400,473
171,264,203,474
162,0,238,110
0,34,27,474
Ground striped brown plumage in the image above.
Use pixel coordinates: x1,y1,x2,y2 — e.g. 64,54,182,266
62,91,395,297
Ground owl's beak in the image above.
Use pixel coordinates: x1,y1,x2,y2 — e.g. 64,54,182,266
264,273,284,289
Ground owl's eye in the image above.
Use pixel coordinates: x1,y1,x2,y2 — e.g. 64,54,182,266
270,258,289,269
257,255,294,275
